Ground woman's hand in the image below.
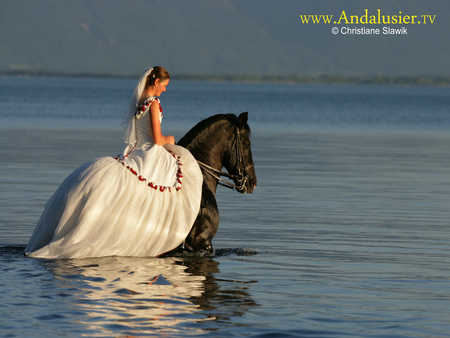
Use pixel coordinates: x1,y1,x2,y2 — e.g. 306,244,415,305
168,135,175,144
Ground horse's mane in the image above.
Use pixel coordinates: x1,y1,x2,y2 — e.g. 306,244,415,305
177,113,250,165
177,114,241,148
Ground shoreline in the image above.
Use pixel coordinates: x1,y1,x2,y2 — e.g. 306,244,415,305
1,71,449,86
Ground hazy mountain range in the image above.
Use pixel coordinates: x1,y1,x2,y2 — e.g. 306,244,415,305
1,0,449,77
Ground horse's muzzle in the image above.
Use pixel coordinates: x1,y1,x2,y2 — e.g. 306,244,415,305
236,176,257,194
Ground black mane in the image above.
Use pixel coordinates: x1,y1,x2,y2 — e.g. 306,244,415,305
177,114,248,163
177,114,239,147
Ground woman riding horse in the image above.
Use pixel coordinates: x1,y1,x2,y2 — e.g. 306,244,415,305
25,67,256,258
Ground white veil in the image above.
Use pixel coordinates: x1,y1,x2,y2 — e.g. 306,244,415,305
121,68,154,154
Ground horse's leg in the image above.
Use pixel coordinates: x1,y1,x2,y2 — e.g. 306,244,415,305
185,184,219,253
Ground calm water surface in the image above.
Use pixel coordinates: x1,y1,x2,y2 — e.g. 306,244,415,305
0,76,449,337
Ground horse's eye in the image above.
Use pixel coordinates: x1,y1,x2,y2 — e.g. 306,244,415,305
243,142,250,149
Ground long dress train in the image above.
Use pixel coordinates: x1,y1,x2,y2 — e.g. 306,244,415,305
25,97,202,258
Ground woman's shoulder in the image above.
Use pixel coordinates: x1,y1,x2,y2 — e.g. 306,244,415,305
147,96,160,104
139,96,160,108
135,96,160,119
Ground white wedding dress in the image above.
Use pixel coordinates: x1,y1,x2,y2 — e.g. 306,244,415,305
25,96,202,258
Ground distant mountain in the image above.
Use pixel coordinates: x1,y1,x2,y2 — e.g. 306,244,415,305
0,0,448,76
0,0,332,76
230,0,450,76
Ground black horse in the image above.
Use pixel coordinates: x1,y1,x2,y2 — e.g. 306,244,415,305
174,112,257,253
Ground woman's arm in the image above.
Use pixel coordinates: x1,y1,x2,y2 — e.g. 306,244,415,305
149,101,175,145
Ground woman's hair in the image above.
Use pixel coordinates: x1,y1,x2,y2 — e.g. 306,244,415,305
145,66,170,87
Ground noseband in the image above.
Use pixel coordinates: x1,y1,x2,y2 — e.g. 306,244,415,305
197,126,254,191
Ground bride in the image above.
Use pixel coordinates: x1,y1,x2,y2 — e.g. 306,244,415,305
25,67,203,258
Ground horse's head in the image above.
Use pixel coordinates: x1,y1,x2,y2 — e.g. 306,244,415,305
225,112,257,194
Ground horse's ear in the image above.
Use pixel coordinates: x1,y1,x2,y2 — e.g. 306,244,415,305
237,112,248,127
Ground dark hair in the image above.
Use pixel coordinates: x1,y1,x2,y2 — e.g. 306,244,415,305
145,66,170,87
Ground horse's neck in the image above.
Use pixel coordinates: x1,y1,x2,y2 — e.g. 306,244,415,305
184,119,234,170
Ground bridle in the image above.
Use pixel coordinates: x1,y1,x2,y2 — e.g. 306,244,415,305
197,126,254,191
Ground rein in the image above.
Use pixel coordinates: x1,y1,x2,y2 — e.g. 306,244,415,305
196,160,240,190
196,126,254,191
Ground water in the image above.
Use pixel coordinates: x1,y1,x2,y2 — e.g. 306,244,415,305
0,76,449,337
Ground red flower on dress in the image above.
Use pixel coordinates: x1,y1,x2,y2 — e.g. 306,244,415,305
113,134,183,193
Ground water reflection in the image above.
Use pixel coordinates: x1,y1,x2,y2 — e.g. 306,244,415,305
38,255,257,336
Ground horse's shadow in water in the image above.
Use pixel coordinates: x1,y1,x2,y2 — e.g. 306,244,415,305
166,112,257,256
23,254,259,332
